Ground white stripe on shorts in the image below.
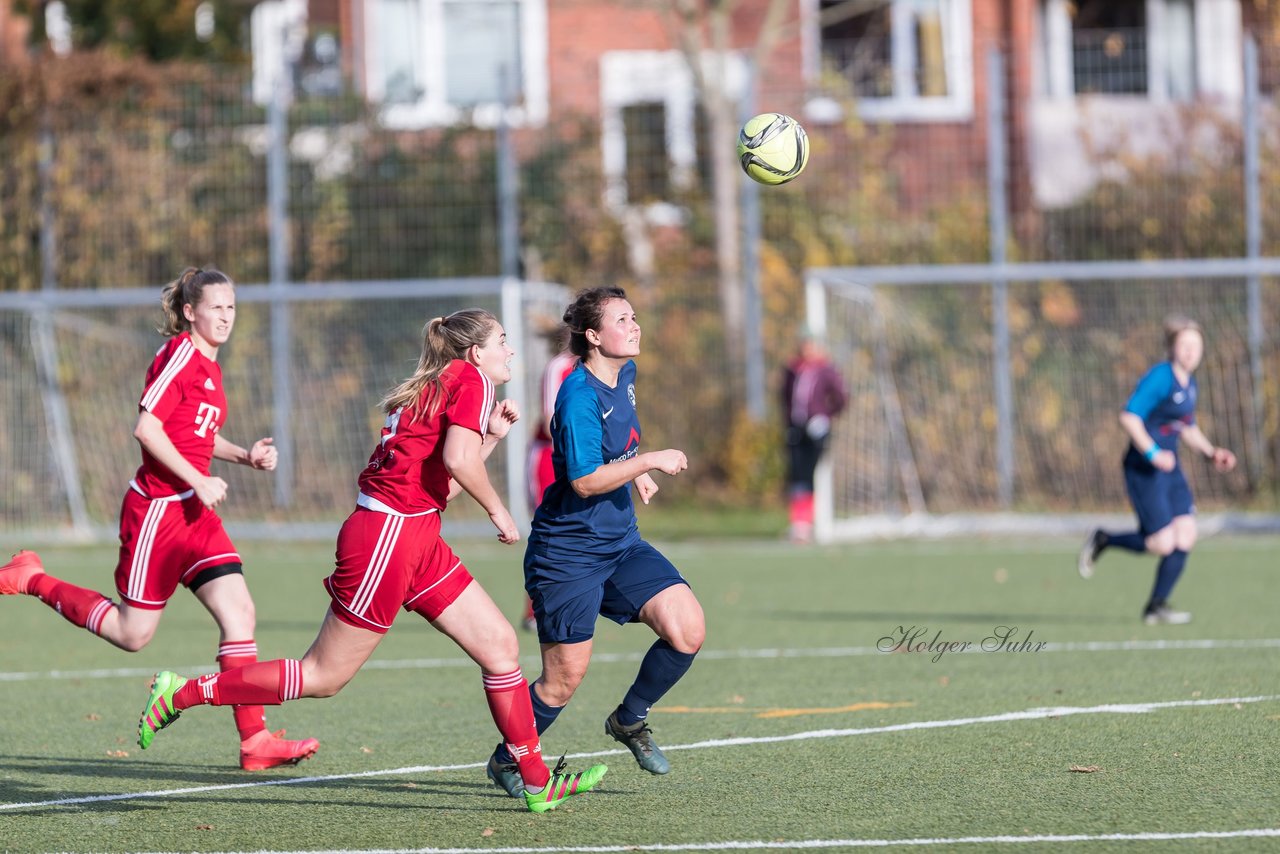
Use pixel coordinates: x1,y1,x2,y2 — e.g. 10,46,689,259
349,514,403,618
127,500,167,603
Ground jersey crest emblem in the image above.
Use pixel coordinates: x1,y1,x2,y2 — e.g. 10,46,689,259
627,383,636,407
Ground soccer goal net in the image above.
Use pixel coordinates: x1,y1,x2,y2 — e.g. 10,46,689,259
804,259,1280,542
0,278,568,543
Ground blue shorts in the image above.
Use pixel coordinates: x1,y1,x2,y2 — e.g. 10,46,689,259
524,538,687,644
1124,463,1194,537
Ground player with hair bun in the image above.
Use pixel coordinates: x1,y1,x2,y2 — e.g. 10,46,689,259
0,266,319,770
485,286,704,797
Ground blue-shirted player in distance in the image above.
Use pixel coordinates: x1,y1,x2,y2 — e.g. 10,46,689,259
486,286,705,796
1078,315,1237,625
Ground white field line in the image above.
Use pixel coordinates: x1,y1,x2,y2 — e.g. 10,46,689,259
128,826,1280,853
2,694,1276,813
3,637,1279,683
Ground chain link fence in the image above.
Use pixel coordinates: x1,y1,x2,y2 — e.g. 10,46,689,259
3,29,1280,538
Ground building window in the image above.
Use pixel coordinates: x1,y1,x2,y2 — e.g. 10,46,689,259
1039,0,1238,102
622,104,671,203
811,0,973,121
363,0,547,128
1070,1,1149,95
600,50,747,210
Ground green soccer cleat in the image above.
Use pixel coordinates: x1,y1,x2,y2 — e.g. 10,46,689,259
138,671,187,749
524,763,607,813
485,745,526,798
605,711,670,774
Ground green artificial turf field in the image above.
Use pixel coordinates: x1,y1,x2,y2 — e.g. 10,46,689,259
1,535,1277,852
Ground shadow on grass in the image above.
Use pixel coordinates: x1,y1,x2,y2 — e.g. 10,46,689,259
0,756,624,816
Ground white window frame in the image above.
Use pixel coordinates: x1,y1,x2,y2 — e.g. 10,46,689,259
1037,0,1240,102
599,50,748,211
802,0,974,123
364,0,548,129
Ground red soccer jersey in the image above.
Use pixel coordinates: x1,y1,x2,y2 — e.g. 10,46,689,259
132,333,227,498
535,351,577,443
357,359,495,515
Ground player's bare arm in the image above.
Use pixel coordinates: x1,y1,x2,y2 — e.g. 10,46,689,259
1182,424,1237,472
486,399,520,440
443,424,519,543
134,411,228,508
570,448,688,498
444,401,521,502
214,434,278,470
1119,411,1175,473
633,472,659,505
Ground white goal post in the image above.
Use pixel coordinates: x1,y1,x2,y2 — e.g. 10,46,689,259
805,258,1280,543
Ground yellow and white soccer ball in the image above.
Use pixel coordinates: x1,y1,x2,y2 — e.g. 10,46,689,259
737,112,809,186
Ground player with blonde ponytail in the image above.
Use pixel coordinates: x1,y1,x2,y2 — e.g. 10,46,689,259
0,266,319,771
137,307,608,813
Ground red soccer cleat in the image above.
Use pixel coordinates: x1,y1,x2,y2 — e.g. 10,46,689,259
239,729,320,771
0,551,44,596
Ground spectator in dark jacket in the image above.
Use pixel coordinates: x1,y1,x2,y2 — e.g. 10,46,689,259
781,333,848,543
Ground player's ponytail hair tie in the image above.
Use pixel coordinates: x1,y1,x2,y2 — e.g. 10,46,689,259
382,309,499,420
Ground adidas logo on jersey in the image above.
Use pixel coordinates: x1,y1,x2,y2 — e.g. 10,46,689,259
204,378,216,391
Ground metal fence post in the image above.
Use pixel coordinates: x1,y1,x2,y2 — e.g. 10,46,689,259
1244,35,1266,488
36,117,90,534
268,41,294,508
498,65,520,279
987,47,1014,508
740,60,766,422
501,277,529,523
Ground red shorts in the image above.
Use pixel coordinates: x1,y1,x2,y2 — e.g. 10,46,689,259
114,488,241,609
324,507,474,633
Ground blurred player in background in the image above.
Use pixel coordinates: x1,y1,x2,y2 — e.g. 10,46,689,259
781,331,848,543
137,309,606,813
520,320,576,631
1078,314,1237,624
0,266,319,771
485,286,704,798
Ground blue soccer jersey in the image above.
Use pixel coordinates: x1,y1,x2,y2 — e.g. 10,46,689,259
1123,361,1197,466
530,360,643,552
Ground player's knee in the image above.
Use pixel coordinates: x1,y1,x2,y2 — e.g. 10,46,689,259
475,626,520,674
1146,532,1175,556
669,622,705,655
539,670,586,706
662,598,705,654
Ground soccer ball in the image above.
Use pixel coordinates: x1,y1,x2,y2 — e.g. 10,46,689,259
737,113,809,186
